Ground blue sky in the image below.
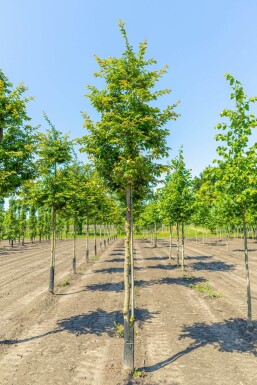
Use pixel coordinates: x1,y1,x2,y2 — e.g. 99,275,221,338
1,0,257,176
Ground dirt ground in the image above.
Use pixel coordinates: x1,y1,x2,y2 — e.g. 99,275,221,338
0,236,257,385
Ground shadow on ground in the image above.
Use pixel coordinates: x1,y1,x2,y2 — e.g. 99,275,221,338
191,261,235,272
0,308,156,345
142,318,257,373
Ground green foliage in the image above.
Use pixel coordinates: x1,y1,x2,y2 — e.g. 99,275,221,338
57,279,70,287
79,21,179,200
160,147,194,225
114,321,124,338
189,282,222,298
0,69,37,196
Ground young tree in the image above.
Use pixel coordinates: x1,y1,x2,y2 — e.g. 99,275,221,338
0,69,37,197
213,74,257,330
36,114,73,293
160,148,194,269
79,21,179,370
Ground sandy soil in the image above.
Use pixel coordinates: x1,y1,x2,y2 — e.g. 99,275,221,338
0,236,257,385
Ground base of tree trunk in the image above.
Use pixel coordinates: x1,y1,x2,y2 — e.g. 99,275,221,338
72,257,76,274
124,319,134,371
48,266,55,293
85,250,89,263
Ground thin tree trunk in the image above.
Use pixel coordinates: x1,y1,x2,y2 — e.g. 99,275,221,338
48,206,56,293
154,223,157,248
124,184,134,370
72,214,76,274
100,223,102,251
181,222,185,271
242,210,253,331
94,221,97,256
176,222,180,267
169,223,172,261
85,217,89,263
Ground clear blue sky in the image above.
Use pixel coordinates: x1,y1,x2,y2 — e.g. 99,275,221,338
1,0,257,176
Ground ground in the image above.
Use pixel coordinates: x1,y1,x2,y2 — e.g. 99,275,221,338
0,236,257,385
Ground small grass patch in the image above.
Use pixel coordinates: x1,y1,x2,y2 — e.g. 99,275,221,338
114,321,124,338
182,274,195,282
91,255,100,262
57,279,70,287
189,282,222,298
134,368,145,378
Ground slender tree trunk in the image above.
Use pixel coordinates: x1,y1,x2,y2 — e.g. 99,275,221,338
72,214,76,274
176,222,180,267
48,206,56,293
124,184,134,371
94,221,97,256
85,217,89,263
242,210,253,331
104,224,106,248
99,223,102,251
169,223,172,261
181,222,185,271
154,223,157,248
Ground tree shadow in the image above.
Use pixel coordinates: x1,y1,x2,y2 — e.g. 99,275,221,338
85,282,124,292
94,267,124,274
192,261,235,272
135,276,206,289
147,264,177,271
145,256,169,261
186,255,211,261
142,318,257,373
0,308,156,345
108,258,124,263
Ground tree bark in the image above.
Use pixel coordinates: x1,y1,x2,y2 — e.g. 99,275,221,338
176,222,180,267
85,217,89,263
181,222,185,271
48,206,56,293
169,223,172,261
242,209,253,331
72,214,76,274
124,184,134,370
94,221,97,256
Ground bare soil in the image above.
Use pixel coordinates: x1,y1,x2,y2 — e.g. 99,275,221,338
0,236,257,385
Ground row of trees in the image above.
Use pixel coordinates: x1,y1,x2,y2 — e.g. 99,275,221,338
137,74,257,334
2,19,257,371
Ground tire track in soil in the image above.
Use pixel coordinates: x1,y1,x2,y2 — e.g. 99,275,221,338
0,239,124,385
135,239,257,385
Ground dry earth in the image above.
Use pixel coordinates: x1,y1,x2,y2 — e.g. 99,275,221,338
0,236,257,385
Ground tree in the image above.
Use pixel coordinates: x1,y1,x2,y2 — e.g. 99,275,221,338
36,113,73,293
160,148,194,269
213,74,257,330
0,69,37,197
79,21,179,370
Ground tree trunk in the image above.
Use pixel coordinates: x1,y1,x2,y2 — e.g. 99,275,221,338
181,222,185,271
48,206,56,293
123,184,134,371
100,223,102,251
169,223,172,261
242,210,253,331
85,217,89,263
176,222,180,267
72,214,76,274
154,223,157,248
94,221,97,256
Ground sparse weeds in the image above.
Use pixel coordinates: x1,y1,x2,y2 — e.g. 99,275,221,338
57,279,70,287
189,282,222,298
114,321,124,338
182,274,195,281
91,255,100,262
134,367,145,378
